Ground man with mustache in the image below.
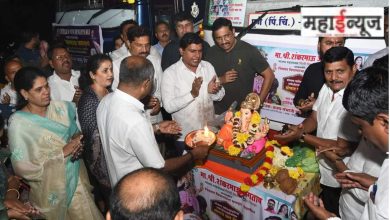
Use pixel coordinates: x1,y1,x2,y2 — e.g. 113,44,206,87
110,19,160,61
161,12,210,71
161,33,224,155
152,21,171,56
48,44,82,104
274,46,360,216
112,26,163,126
205,17,275,115
294,37,346,116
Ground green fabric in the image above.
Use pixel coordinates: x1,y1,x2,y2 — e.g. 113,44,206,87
8,101,80,219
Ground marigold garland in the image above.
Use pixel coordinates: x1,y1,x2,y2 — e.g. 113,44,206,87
237,140,278,196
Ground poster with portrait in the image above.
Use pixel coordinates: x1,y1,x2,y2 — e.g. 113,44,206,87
52,24,103,69
245,37,378,125
207,0,247,27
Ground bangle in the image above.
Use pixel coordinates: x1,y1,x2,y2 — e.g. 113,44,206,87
188,151,195,161
6,188,20,199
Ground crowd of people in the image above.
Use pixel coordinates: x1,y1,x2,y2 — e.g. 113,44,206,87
0,8,387,220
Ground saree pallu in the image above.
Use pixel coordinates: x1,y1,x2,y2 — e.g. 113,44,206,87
8,101,103,220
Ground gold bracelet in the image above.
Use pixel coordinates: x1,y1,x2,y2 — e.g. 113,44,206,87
6,188,20,199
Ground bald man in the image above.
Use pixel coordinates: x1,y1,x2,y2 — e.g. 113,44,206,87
107,168,183,220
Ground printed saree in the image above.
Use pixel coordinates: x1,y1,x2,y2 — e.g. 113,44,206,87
8,101,103,220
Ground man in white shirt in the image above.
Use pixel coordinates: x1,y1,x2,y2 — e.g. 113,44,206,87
303,67,388,220
48,45,82,104
112,26,163,124
110,20,161,62
275,47,360,216
152,21,171,56
162,33,225,155
97,56,210,186
1,59,22,106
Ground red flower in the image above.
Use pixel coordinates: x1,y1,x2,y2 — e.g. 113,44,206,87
266,146,274,151
264,157,273,164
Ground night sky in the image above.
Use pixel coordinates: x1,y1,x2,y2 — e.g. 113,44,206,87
0,0,56,46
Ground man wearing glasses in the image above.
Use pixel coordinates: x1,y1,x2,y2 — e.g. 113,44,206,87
111,26,163,126
205,17,274,115
48,44,82,105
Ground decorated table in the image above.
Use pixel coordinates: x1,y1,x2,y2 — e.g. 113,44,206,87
182,142,320,220
180,93,320,220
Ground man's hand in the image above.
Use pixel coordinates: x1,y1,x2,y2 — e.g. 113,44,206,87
303,192,337,220
273,124,304,143
190,145,210,160
191,77,203,98
158,120,182,135
1,93,10,104
72,86,83,104
219,69,238,84
296,93,316,113
147,96,161,116
207,76,221,94
335,172,377,191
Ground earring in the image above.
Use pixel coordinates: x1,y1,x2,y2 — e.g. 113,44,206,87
24,97,28,101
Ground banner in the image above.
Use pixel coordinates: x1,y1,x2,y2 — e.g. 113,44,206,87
207,0,247,27
247,39,375,125
52,24,103,69
181,167,298,220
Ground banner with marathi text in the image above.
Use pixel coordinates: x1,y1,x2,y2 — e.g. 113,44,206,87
52,24,103,69
182,167,296,220
246,38,374,125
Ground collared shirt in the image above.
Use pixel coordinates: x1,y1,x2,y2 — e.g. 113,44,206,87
359,158,388,220
152,42,165,56
313,84,360,187
112,50,163,124
340,139,386,219
110,44,161,65
0,83,17,106
48,69,80,102
97,90,165,186
161,59,225,141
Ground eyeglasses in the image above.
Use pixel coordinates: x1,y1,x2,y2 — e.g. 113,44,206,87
54,54,71,61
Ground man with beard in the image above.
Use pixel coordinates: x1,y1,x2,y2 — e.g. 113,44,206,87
152,21,171,56
16,30,49,68
294,37,346,115
275,47,360,216
205,17,274,114
112,26,163,126
48,44,82,104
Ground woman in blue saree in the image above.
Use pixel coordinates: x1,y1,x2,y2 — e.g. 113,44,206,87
8,67,103,219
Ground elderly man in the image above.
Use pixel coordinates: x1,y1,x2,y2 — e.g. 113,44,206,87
161,12,210,71
107,168,183,220
112,26,163,124
97,56,209,186
275,47,361,216
48,44,82,104
161,33,224,155
294,37,346,114
205,17,275,114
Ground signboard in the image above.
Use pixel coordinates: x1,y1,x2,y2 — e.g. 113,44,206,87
207,0,247,27
52,24,103,69
247,38,376,125
248,12,301,30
